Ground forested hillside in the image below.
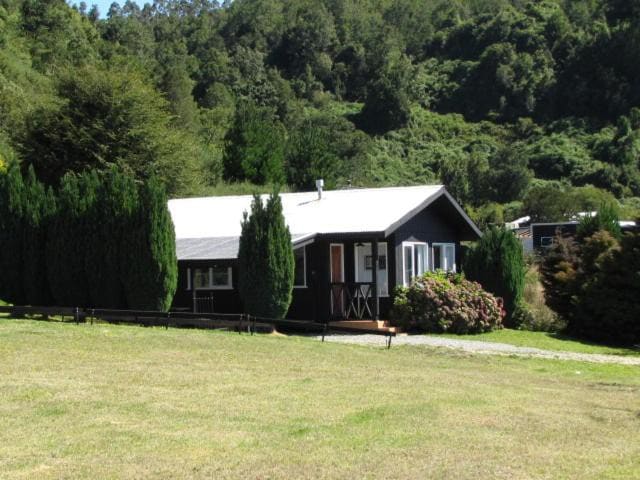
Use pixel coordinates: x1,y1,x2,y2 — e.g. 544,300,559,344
2,0,640,225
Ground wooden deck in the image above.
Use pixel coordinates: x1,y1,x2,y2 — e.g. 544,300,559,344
328,320,399,334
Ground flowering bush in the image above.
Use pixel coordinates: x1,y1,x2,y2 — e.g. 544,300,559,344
390,272,504,334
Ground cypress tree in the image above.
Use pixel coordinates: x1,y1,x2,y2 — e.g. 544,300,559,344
21,166,55,306
0,165,26,304
238,192,294,319
464,226,526,326
46,172,97,307
121,176,178,311
85,168,138,308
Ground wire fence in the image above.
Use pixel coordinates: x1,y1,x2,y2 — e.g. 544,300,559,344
0,304,395,347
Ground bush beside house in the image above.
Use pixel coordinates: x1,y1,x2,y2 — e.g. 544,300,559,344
464,226,526,327
390,272,503,334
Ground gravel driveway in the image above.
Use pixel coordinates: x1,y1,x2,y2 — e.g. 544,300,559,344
318,334,640,365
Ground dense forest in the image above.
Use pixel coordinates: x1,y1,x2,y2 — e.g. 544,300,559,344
2,0,640,226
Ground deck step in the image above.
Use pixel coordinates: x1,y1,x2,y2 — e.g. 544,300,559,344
329,320,399,333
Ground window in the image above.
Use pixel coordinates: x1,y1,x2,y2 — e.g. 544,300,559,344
355,242,388,296
186,266,232,290
194,268,210,289
294,246,306,288
211,266,232,288
540,236,554,248
402,242,428,286
432,243,456,272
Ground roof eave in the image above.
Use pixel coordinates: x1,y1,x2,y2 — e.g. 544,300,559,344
383,187,482,239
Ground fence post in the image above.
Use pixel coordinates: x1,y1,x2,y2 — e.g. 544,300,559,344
322,322,327,342
166,311,170,329
74,307,80,325
90,309,94,325
387,334,392,349
238,314,243,334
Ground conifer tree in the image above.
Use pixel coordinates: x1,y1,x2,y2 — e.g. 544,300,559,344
46,172,97,307
238,192,294,318
84,168,138,308
121,176,178,311
464,226,526,326
21,166,55,306
0,165,26,304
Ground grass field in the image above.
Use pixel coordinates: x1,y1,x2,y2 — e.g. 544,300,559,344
435,329,640,356
1,320,639,479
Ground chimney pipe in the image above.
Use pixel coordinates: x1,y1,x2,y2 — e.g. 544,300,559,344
316,179,324,200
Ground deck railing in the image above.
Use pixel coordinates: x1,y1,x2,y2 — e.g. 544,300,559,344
330,282,375,320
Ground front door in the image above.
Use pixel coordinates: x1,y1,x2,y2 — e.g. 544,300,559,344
330,244,344,317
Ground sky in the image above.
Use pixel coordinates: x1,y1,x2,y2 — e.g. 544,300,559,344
68,0,117,17
89,1,115,16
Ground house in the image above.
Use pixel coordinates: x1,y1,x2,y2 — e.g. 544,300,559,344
530,218,638,250
168,184,481,321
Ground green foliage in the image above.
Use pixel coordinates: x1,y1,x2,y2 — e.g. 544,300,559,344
464,226,526,326
390,271,503,334
539,233,581,322
286,118,339,189
84,168,138,309
19,64,202,195
46,172,97,307
121,176,178,311
515,265,563,332
238,192,294,319
574,232,640,345
359,53,412,134
2,0,640,224
576,202,622,240
523,183,621,222
223,102,286,185
21,166,55,306
0,165,26,304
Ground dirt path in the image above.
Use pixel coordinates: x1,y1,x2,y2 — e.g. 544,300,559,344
318,334,640,365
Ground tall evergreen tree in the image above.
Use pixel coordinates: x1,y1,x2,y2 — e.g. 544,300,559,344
84,168,138,308
238,192,294,318
0,165,26,304
121,176,178,311
46,172,97,307
21,166,55,306
223,102,286,185
464,226,526,326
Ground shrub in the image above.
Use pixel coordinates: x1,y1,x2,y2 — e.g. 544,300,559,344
517,265,563,332
390,272,504,334
464,226,526,326
573,232,639,345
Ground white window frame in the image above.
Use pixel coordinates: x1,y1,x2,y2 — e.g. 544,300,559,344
354,242,389,297
293,245,307,288
186,266,233,290
431,243,456,272
540,236,554,248
401,241,429,286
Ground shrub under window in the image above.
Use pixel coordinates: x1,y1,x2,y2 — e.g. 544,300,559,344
390,271,504,334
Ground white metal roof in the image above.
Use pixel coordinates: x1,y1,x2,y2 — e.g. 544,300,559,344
169,185,481,260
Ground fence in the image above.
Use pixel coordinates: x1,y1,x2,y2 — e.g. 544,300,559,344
0,304,395,348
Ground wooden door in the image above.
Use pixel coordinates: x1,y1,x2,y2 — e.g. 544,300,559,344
330,244,344,317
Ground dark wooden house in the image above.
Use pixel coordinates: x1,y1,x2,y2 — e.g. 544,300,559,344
168,185,481,321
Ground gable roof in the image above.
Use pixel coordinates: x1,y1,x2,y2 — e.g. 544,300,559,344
169,185,481,260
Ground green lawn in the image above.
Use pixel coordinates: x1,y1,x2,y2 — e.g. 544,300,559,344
434,329,640,356
1,320,639,479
